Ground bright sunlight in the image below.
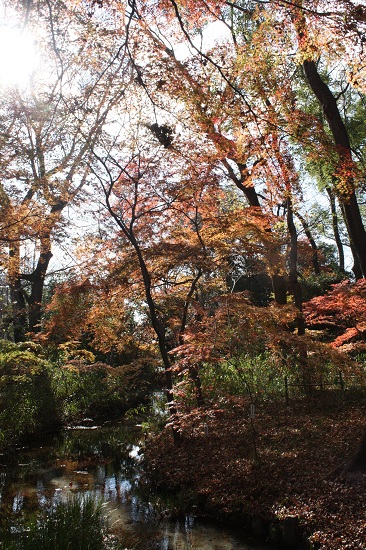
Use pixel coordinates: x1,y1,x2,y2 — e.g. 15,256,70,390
0,27,39,87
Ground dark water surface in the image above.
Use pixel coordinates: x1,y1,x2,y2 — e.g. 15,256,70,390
0,420,269,549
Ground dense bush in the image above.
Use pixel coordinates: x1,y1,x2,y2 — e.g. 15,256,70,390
196,352,344,404
52,359,156,422
199,353,288,403
0,348,59,447
0,340,158,451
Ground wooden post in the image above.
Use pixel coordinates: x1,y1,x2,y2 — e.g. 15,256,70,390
285,376,289,406
339,371,345,399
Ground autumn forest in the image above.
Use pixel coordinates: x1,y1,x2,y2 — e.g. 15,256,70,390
1,0,366,548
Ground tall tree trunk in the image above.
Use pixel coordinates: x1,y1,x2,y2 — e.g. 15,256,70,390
179,269,205,407
8,244,27,342
223,159,288,304
287,199,305,336
9,278,27,342
295,210,321,274
20,233,53,335
133,240,180,443
326,187,345,273
26,249,53,334
237,163,288,304
287,198,309,392
303,59,366,278
105,189,181,443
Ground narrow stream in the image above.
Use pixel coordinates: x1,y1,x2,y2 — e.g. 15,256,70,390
0,419,269,549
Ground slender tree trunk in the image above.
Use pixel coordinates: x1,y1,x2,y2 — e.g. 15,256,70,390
287,198,309,393
287,199,305,335
326,187,345,272
179,269,205,407
9,278,27,342
127,234,181,444
295,211,321,274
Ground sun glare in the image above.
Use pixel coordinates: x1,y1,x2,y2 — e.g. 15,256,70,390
0,27,39,88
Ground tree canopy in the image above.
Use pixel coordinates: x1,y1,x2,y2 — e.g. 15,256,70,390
0,0,365,427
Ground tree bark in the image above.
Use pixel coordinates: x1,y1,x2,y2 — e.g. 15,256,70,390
25,247,53,334
223,159,288,304
287,198,309,393
287,199,305,335
326,187,345,273
179,269,205,407
295,210,321,275
303,60,366,278
133,238,180,442
8,244,27,342
9,278,27,342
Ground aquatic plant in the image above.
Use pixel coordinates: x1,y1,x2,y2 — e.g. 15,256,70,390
0,495,106,550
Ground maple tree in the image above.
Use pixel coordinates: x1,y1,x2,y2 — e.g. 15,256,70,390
305,279,366,355
0,1,366,546
127,0,366,277
28,0,363,384
0,0,130,339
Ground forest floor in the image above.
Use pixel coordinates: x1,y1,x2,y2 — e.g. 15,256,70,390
143,391,366,549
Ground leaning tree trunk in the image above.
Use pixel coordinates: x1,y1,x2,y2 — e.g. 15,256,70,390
105,190,181,444
295,210,321,275
179,268,205,407
303,59,366,278
238,162,288,304
223,159,288,304
133,240,181,443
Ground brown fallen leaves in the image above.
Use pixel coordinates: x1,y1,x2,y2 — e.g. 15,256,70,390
144,393,366,549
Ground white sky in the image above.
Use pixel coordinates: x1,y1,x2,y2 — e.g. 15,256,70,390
0,12,40,88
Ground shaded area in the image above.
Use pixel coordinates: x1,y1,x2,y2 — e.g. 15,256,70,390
0,420,269,549
144,393,366,549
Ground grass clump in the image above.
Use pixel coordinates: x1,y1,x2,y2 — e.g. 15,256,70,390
0,496,106,550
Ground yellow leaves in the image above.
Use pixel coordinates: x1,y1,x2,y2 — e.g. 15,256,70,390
333,155,362,201
347,64,366,94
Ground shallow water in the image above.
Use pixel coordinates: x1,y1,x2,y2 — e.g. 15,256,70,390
0,420,269,549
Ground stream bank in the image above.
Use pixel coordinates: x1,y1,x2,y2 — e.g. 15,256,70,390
0,417,271,549
143,394,366,549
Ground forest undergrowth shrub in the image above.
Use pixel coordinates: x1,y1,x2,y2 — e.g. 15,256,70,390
197,352,347,404
199,353,291,403
0,339,157,449
52,358,157,422
0,348,59,446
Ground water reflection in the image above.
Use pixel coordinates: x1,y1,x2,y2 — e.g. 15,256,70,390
0,421,268,549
